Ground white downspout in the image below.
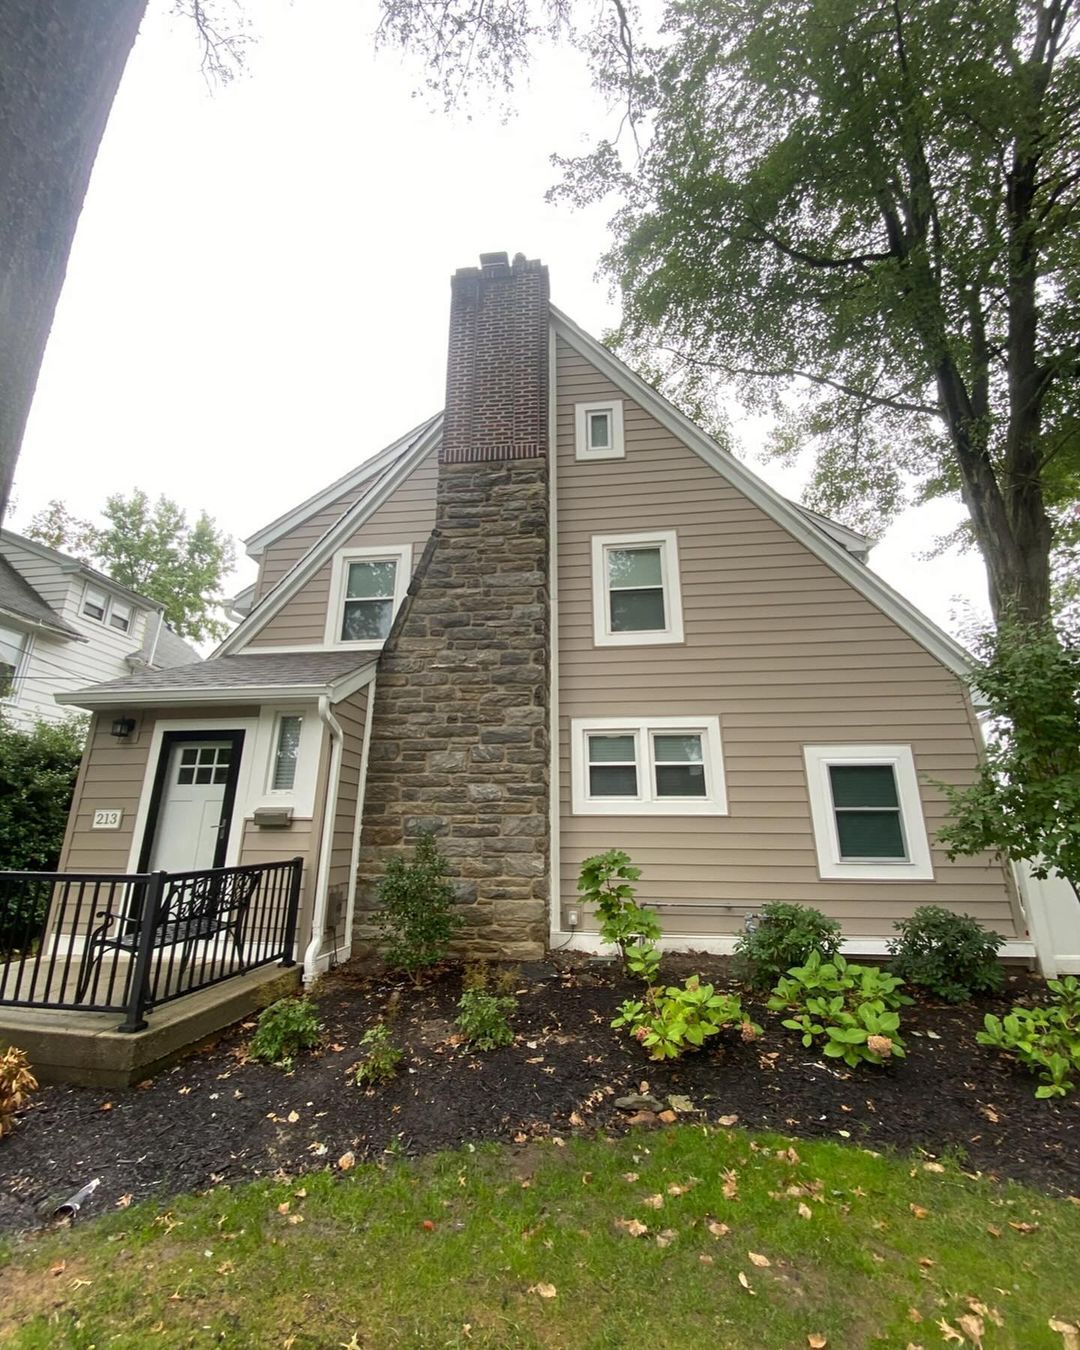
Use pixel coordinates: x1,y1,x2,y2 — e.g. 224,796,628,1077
338,673,377,964
303,694,344,980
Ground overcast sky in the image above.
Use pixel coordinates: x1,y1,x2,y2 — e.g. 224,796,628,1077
11,0,990,635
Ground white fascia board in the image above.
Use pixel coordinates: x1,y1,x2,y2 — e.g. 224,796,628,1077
243,413,443,559
55,683,342,709
328,661,379,703
215,418,443,657
795,505,873,559
550,308,973,678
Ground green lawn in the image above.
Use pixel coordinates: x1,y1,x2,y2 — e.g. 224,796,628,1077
1,1125,1078,1348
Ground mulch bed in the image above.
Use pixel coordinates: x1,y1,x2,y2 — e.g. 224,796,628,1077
1,955,1076,1233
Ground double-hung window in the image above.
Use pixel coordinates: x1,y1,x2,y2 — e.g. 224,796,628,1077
82,585,108,622
81,583,135,633
0,623,27,700
572,716,727,816
575,400,625,460
803,745,933,880
326,544,411,649
591,530,684,646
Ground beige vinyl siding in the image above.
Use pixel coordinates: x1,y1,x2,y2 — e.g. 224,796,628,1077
244,448,439,649
555,336,1022,939
59,705,259,873
253,481,373,603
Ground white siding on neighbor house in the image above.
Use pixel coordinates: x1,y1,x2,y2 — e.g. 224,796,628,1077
0,541,71,613
553,336,1024,940
244,448,439,650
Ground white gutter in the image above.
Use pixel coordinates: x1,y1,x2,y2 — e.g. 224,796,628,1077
336,673,377,968
303,694,345,979
546,322,562,950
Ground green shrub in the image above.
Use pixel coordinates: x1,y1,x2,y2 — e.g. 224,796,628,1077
977,976,1080,1098
456,988,516,1050
888,905,1005,1002
733,902,842,990
613,976,760,1061
354,1022,404,1088
578,849,661,981
248,997,322,1069
767,951,912,1068
374,833,464,983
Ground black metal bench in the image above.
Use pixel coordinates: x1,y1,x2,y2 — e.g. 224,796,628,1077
75,868,261,1004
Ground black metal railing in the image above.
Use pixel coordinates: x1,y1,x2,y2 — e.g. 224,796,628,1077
0,858,302,1032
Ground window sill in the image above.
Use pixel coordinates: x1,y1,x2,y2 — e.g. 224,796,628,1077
572,799,727,817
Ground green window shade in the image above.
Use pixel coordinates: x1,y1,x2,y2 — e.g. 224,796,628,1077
587,734,638,797
273,716,303,791
829,764,906,859
340,559,397,641
653,733,706,798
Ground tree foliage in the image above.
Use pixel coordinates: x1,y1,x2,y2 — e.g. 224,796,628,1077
0,715,85,872
385,0,1080,628
938,620,1080,890
27,490,235,643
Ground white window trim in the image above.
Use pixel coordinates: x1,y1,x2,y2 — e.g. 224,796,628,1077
0,624,31,704
803,744,934,881
324,543,412,650
81,581,138,634
575,399,625,461
571,715,727,816
591,529,684,647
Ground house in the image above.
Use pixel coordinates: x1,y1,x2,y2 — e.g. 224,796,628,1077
0,530,198,730
53,252,1072,979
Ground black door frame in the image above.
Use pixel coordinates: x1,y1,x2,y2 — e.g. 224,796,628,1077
137,730,246,873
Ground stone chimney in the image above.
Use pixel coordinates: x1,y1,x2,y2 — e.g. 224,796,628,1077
355,252,551,961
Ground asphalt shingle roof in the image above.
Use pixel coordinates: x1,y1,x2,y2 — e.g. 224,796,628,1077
0,556,80,636
63,650,372,700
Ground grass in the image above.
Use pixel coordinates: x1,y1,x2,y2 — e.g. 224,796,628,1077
1,1125,1078,1348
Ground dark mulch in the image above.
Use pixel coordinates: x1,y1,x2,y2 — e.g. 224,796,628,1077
1,955,1076,1232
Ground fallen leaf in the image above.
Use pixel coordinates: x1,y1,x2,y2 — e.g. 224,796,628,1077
513,1132,528,1144
527,1283,557,1298
1049,1318,1080,1350
49,1261,66,1277
115,1194,133,1210
923,1162,945,1173
277,1202,290,1215
1009,1221,1039,1234
70,1279,92,1290
918,1257,935,1268
655,1228,677,1248
642,1194,664,1209
616,1217,649,1237
707,1220,730,1238
798,1202,812,1220
737,1271,756,1295
957,1314,984,1348
667,1181,693,1196
748,1251,771,1268
965,1300,1003,1328
807,1337,827,1349
293,1188,307,1199
422,1219,436,1231
986,1225,1003,1238
622,1172,639,1183
308,1142,328,1157
338,1151,355,1172
722,1169,739,1200
569,1111,585,1127
717,1114,739,1126
779,1147,801,1164
658,1109,678,1124
910,1204,929,1220
287,1213,303,1225
286,1110,300,1124
699,1253,714,1265
908,1308,923,1323
937,1319,965,1344
980,1104,1000,1123
639,1080,650,1094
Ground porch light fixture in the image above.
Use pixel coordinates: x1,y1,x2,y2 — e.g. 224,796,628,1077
110,717,136,740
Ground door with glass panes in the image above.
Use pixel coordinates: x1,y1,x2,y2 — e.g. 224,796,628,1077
145,734,242,872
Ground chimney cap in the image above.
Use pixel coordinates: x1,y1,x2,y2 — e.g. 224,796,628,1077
479,251,511,271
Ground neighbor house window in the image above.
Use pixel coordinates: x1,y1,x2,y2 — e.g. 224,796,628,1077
81,583,136,634
571,716,726,816
271,715,303,791
109,599,133,633
0,623,27,700
591,530,684,646
82,585,107,621
803,745,934,880
575,400,625,461
326,544,412,648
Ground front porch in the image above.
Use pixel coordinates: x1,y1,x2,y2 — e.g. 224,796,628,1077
0,858,303,1086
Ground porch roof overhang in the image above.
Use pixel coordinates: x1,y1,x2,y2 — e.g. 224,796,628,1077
55,650,377,710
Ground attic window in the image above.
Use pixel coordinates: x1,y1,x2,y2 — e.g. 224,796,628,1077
82,586,107,622
326,544,412,649
575,400,624,461
109,600,133,633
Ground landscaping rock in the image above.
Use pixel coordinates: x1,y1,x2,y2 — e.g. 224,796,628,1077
614,1094,664,1113
626,1110,659,1128
657,1110,678,1124
667,1094,698,1115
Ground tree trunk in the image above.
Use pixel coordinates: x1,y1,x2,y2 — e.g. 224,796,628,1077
0,0,148,523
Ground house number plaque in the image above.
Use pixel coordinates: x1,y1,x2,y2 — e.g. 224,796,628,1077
91,809,123,830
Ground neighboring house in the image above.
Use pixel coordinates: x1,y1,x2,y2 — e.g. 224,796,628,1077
54,253,1075,977
0,530,199,729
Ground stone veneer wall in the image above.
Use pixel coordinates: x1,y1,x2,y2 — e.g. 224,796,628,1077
353,254,550,961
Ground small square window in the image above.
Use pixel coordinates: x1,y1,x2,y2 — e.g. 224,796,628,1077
592,531,684,646
177,767,194,785
180,748,198,766
82,586,107,622
575,400,625,460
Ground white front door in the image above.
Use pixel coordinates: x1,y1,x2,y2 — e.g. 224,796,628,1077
149,740,235,872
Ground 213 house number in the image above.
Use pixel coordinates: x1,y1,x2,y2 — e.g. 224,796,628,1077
91,809,123,830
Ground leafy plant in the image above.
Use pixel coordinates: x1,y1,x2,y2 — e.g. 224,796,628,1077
0,1047,37,1136
612,976,761,1062
375,833,464,984
462,961,520,997
977,976,1080,1099
354,1022,404,1088
455,989,516,1050
248,997,322,1069
733,902,842,990
888,906,1005,1003
578,849,660,980
768,951,911,1068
